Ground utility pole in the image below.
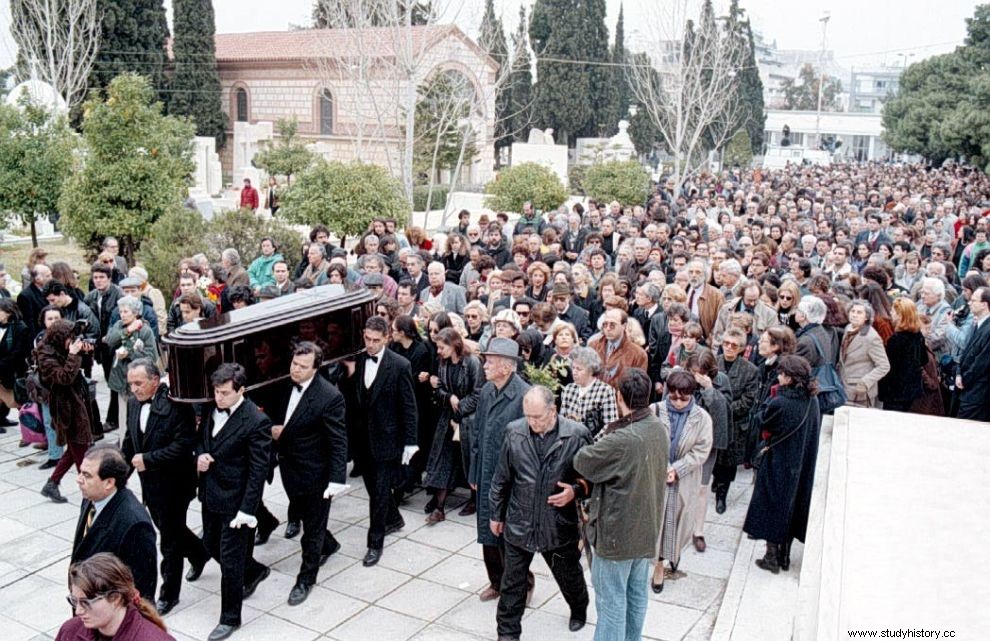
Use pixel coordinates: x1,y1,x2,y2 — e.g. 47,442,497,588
814,11,830,150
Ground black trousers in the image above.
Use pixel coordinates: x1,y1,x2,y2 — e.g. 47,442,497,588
362,458,403,549
291,492,339,585
147,497,209,601
483,542,505,589
201,509,267,626
256,498,303,531
102,357,118,428
712,463,737,489
497,540,587,637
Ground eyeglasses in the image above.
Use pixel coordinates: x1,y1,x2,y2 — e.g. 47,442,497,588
517,310,531,316
102,260,114,264
722,341,742,349
668,393,691,402
66,593,111,611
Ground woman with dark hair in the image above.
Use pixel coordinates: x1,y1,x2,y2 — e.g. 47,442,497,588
516,327,549,372
424,327,483,523
0,299,30,414
683,349,732,553
743,354,821,575
34,305,66,467
50,261,85,300
440,232,470,284
878,298,926,412
857,281,894,344
247,237,283,292
390,314,434,491
649,369,713,592
326,262,349,286
36,318,94,503
57,552,173,641
838,299,890,408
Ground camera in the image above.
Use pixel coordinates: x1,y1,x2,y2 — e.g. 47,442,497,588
72,319,89,338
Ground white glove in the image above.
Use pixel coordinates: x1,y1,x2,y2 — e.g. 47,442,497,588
323,482,351,499
402,445,419,466
229,511,258,529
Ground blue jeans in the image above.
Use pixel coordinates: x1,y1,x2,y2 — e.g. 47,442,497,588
591,556,651,641
41,403,63,461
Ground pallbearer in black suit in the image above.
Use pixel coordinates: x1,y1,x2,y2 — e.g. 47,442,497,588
344,316,419,567
269,342,348,606
122,359,210,615
195,364,272,641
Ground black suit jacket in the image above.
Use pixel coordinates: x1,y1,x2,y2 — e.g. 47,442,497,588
269,376,348,497
72,488,158,600
960,319,990,401
558,304,592,342
346,349,418,463
122,384,199,504
196,398,272,516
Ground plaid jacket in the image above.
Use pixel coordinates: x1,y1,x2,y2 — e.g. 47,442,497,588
560,379,619,439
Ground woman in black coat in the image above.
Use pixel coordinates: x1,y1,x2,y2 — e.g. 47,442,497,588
0,299,31,412
746,326,797,465
878,298,926,412
390,315,435,492
743,354,821,574
423,328,483,523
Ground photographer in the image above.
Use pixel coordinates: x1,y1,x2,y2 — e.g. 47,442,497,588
37,319,95,503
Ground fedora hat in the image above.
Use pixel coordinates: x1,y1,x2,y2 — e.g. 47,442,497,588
480,337,521,361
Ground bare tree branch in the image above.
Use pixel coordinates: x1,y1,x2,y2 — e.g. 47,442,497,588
10,0,101,110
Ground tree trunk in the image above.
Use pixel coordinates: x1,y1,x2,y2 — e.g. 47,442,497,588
30,219,38,248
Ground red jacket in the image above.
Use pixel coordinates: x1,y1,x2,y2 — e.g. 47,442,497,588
56,606,176,641
240,185,259,210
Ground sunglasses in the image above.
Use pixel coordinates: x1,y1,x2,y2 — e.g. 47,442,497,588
722,341,742,349
668,393,691,402
779,294,793,301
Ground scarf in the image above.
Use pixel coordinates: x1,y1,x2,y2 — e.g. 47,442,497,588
666,397,694,464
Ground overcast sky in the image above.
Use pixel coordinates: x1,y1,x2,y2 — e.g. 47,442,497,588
0,0,980,76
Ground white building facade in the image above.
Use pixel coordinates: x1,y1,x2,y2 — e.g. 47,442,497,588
764,110,890,162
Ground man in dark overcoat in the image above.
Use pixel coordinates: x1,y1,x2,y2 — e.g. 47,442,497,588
469,337,530,602
269,341,348,605
121,359,209,615
72,444,158,601
957,286,990,421
343,315,419,568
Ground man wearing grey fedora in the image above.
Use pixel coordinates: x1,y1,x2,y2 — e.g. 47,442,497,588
469,337,531,603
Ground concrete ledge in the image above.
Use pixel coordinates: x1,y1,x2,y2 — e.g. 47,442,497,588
710,531,757,641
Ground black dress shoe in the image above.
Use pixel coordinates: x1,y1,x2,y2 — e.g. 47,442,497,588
651,580,664,594
284,521,301,539
254,525,274,546
715,495,727,514
458,500,476,516
362,548,382,567
38,458,59,470
102,422,119,432
156,598,179,615
0,416,17,427
243,566,271,599
208,623,239,641
186,559,207,582
384,519,404,536
41,481,68,503
320,539,342,566
569,615,586,632
287,582,313,606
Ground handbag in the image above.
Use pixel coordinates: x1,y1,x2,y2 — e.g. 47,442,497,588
751,400,812,470
809,333,846,414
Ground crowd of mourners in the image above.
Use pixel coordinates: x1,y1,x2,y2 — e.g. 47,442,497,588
2,160,990,641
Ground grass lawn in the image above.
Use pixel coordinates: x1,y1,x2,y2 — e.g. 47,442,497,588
0,237,91,285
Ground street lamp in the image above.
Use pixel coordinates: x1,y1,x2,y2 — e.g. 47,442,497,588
814,11,831,151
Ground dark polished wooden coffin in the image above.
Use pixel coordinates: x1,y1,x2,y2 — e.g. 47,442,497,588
163,285,375,402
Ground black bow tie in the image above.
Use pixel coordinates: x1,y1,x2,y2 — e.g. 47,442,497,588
139,398,153,406
367,353,379,364
293,383,303,392
216,408,230,416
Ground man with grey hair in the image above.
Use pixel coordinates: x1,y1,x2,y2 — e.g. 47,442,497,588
122,359,209,614
222,248,249,288
685,259,724,339
420,261,466,314
718,259,743,298
621,237,653,283
471,337,530,603
490,386,591,638
918,277,954,358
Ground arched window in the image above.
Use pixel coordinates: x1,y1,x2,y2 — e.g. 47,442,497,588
319,89,333,135
235,88,248,122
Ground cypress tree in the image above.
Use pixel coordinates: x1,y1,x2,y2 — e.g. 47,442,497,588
509,4,533,144
169,0,226,147
610,4,631,128
530,0,591,145
89,0,170,96
479,0,512,157
740,19,765,153
583,0,612,137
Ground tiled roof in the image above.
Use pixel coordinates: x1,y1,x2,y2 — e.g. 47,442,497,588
213,25,455,62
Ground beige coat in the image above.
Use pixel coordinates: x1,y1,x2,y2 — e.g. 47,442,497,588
710,298,779,344
652,402,713,565
838,324,891,407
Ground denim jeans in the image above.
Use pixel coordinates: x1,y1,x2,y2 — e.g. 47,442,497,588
591,555,651,641
41,403,64,461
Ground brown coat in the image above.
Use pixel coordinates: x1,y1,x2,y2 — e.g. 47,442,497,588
838,325,891,408
694,284,725,340
226,266,250,288
589,333,648,389
34,344,93,446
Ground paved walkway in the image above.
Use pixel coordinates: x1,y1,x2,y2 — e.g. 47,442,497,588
0,375,755,641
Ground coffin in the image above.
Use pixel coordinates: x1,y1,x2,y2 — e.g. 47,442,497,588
163,285,375,402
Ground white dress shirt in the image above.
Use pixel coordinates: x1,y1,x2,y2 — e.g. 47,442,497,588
138,402,152,433
284,376,315,425
212,397,244,437
364,351,383,388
